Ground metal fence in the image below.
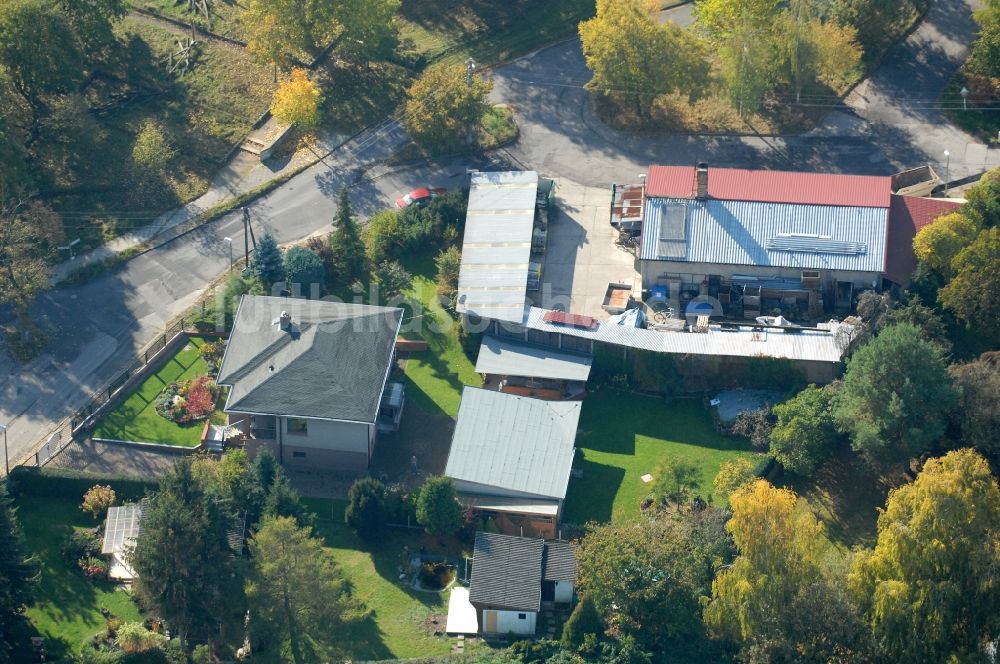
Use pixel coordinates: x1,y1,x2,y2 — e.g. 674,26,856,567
30,317,193,467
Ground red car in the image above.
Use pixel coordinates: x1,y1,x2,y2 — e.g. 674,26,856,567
395,186,447,209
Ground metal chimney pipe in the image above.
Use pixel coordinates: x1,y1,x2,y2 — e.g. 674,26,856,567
696,162,709,200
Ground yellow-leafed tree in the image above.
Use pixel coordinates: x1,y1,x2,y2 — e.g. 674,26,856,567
402,63,492,151
271,69,323,131
849,449,1000,661
913,211,979,275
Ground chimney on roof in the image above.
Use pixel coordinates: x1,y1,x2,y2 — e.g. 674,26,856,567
695,163,709,200
279,311,291,330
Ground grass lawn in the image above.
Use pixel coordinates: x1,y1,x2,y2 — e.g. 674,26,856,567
302,498,457,660
399,252,480,418
398,0,596,65
92,336,212,446
12,496,142,661
564,391,761,524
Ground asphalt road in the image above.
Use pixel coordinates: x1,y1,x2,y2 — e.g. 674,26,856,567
0,0,991,468
492,0,994,186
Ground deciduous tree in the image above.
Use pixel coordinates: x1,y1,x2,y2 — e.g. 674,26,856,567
770,384,839,476
949,357,1000,468
332,0,400,63
247,516,363,663
580,0,709,118
415,475,462,536
578,509,733,654
271,69,323,131
245,0,336,65
402,63,493,150
913,211,978,275
939,227,1000,343
713,457,756,502
81,485,116,520
848,449,1000,661
833,323,957,467
704,481,823,647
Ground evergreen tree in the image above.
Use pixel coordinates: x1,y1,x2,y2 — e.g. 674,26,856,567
131,459,243,645
344,477,386,538
283,245,325,296
262,472,312,527
0,479,37,661
329,188,367,287
414,476,462,536
251,231,285,288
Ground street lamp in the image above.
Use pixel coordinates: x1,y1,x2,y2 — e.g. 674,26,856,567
0,423,9,476
960,86,969,111
944,150,951,195
223,237,233,272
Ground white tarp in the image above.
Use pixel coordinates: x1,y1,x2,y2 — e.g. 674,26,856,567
446,587,479,634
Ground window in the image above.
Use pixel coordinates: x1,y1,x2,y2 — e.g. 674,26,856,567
292,451,306,459
287,418,308,435
518,613,527,620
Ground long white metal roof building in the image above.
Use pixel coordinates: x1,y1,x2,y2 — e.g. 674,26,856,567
456,171,538,324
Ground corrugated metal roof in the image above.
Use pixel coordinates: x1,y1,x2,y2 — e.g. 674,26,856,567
457,171,538,323
461,495,560,516
445,387,581,500
543,541,577,583
640,197,889,273
646,165,892,207
475,336,593,381
885,194,961,285
470,532,544,612
523,307,852,363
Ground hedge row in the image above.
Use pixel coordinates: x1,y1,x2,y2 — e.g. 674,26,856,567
8,466,158,502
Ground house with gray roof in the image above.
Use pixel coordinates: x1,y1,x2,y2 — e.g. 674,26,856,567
217,295,403,471
444,387,581,539
469,532,577,635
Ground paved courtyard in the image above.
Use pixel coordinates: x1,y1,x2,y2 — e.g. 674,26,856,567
538,179,640,319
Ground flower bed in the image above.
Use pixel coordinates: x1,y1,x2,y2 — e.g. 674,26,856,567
154,375,219,424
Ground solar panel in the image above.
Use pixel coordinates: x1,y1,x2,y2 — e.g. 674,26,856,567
101,504,143,555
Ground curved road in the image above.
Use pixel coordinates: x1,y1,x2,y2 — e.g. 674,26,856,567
0,0,990,468
491,0,991,186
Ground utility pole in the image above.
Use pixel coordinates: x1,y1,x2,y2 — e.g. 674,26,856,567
944,150,951,195
242,207,251,266
1,423,8,476
223,237,233,271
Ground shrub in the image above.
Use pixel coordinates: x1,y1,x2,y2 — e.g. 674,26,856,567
713,458,757,502
727,408,775,451
344,477,386,538
79,555,110,580
434,246,462,308
415,476,463,536
383,484,416,524
374,260,411,301
81,485,117,520
62,527,102,562
116,621,167,653
198,341,224,370
364,209,405,264
283,245,326,296
562,595,604,647
154,376,218,424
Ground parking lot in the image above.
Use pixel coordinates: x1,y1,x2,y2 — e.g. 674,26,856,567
537,178,640,319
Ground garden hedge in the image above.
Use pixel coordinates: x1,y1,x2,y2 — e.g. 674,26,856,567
8,466,157,502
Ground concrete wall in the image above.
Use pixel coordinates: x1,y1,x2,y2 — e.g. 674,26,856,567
553,580,574,604
481,609,536,635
